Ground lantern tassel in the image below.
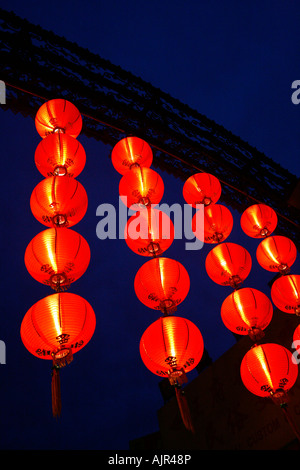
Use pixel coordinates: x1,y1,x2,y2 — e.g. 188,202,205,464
280,404,300,444
271,391,300,443
51,366,62,418
175,386,195,433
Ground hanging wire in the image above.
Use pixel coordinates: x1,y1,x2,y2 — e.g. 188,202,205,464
4,81,300,231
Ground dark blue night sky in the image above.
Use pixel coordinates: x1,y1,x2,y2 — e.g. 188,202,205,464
0,1,299,450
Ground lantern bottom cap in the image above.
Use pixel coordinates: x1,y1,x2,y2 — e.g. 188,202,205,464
168,368,188,386
147,241,161,255
53,165,68,176
52,348,73,368
50,273,70,291
52,214,68,227
260,227,269,237
229,275,242,288
248,327,265,342
278,264,290,274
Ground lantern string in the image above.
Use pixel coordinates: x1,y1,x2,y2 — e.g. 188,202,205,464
5,82,299,230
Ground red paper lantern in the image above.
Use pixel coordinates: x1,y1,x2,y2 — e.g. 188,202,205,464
205,242,252,288
21,292,96,361
183,172,221,208
34,133,86,178
140,315,204,433
21,292,96,417
134,257,190,313
111,136,153,175
30,176,88,228
35,99,82,138
124,208,174,257
221,288,273,340
119,167,164,209
256,235,297,274
24,228,90,290
240,203,278,238
271,275,300,315
140,315,204,379
192,204,233,243
240,343,298,398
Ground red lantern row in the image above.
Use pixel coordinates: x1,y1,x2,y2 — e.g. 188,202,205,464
21,99,96,418
239,202,300,435
111,136,204,432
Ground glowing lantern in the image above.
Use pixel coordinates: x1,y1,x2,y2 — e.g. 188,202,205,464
140,315,204,432
24,228,90,291
192,204,233,243
111,136,153,175
271,275,300,315
221,288,273,341
119,167,164,209
240,203,277,238
183,172,222,208
34,133,86,178
134,257,190,313
241,343,300,441
124,208,174,257
30,176,88,228
256,235,297,274
240,343,298,398
21,292,96,417
205,242,252,288
35,99,82,138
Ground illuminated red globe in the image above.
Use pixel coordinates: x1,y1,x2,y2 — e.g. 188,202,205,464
240,343,298,398
183,172,221,208
240,204,278,238
35,99,82,138
124,208,174,257
271,275,300,315
111,136,153,175
205,242,252,288
221,288,273,339
256,235,297,274
134,257,190,312
140,315,204,379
